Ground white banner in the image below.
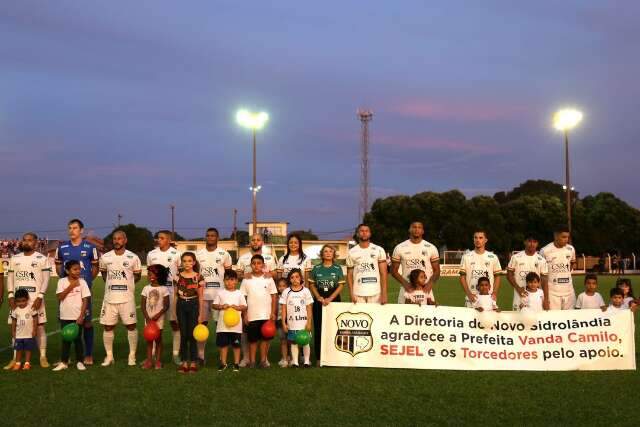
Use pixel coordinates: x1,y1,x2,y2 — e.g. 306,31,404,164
320,303,636,371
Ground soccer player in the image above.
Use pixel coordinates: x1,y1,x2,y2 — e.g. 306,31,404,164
236,234,277,278
276,234,312,282
391,221,440,304
346,224,388,304
6,232,51,369
195,227,232,364
458,230,502,307
55,218,99,365
99,230,142,366
146,230,181,364
506,235,548,311
540,225,576,310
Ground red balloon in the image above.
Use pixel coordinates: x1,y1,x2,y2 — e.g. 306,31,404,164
260,320,276,339
143,321,160,342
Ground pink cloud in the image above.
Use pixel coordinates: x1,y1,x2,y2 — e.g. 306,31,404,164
375,134,508,155
387,99,528,121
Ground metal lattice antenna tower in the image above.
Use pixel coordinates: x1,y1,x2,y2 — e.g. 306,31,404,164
357,109,373,220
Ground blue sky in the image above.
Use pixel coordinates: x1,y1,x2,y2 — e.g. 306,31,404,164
1,1,638,239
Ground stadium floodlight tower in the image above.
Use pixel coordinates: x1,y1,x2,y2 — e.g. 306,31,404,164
357,109,373,221
237,109,269,235
553,108,583,238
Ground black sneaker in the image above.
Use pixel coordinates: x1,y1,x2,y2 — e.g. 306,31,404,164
218,363,227,372
232,364,240,372
303,363,312,368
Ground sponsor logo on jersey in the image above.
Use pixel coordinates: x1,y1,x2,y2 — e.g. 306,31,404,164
108,270,128,280
16,271,36,281
334,311,373,357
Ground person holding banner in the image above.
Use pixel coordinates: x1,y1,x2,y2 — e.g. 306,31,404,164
391,221,440,304
346,224,388,304
308,244,344,365
458,230,502,307
540,225,576,310
506,235,548,311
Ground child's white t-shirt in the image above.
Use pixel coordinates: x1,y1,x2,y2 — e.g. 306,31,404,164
279,287,313,330
240,275,277,322
404,289,435,305
214,289,246,333
11,306,37,339
575,292,605,309
141,285,170,320
56,278,91,320
606,305,624,313
521,289,544,312
474,294,497,311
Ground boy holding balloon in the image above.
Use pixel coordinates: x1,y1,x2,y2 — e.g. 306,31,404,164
213,270,246,371
53,260,90,371
141,265,171,369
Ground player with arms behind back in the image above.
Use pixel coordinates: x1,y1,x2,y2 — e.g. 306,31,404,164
506,234,548,311
346,224,388,304
540,225,576,310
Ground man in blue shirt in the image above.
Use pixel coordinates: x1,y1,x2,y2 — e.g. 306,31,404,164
55,218,99,365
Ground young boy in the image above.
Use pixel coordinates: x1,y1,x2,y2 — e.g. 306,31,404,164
213,270,246,372
473,277,499,312
275,277,290,367
519,272,545,312
605,288,639,313
140,264,171,369
53,260,91,371
240,255,277,368
10,289,38,371
575,274,606,310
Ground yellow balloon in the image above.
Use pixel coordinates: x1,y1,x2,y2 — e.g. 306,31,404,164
193,324,209,342
223,308,241,327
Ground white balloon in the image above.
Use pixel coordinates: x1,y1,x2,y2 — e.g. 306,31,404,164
519,307,537,329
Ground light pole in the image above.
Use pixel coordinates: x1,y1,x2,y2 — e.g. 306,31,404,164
553,108,583,237
236,109,269,234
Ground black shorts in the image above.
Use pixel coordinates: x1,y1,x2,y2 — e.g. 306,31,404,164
216,332,241,348
247,319,272,343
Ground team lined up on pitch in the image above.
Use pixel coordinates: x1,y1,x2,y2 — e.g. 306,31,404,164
2,219,638,372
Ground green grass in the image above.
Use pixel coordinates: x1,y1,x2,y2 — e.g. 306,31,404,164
0,275,638,426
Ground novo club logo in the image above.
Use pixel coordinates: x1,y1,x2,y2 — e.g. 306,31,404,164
334,312,373,356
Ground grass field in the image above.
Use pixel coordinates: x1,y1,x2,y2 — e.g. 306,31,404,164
0,275,638,426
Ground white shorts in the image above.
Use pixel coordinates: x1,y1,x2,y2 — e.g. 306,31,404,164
513,289,525,311
7,300,47,325
397,287,406,304
100,300,137,326
166,286,177,322
354,294,380,304
548,287,576,310
201,300,219,323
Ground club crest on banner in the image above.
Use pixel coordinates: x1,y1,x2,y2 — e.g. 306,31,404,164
334,311,373,356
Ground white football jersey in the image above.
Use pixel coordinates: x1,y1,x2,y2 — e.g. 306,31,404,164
391,239,439,281
7,252,51,301
100,250,142,304
146,247,181,285
196,247,232,300
459,250,502,296
236,251,277,274
575,292,605,309
11,306,37,339
540,243,575,290
277,254,313,279
521,289,544,312
404,289,435,305
507,251,548,289
346,243,386,297
279,287,313,331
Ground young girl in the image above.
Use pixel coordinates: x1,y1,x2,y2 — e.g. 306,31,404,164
275,277,289,367
280,269,313,368
10,289,38,371
53,260,91,371
174,252,205,373
474,277,500,312
616,278,637,309
141,264,170,369
404,269,436,306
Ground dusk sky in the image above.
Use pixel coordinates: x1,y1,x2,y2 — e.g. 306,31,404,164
1,1,639,240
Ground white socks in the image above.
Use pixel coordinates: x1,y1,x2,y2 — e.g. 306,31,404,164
290,345,299,365
290,345,311,365
172,330,180,356
303,344,311,364
103,330,114,357
37,325,47,357
127,330,138,357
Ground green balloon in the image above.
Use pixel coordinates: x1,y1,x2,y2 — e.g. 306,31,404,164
61,323,80,342
295,330,311,346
